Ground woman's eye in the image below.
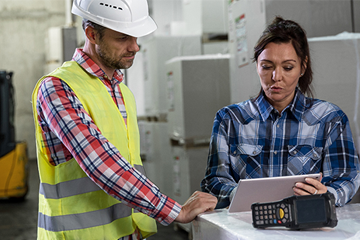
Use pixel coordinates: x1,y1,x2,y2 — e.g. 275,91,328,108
261,65,272,70
284,66,294,71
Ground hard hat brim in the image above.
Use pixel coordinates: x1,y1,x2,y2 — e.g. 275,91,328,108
115,16,157,38
72,0,157,38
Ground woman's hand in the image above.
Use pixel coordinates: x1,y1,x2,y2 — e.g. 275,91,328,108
293,174,327,195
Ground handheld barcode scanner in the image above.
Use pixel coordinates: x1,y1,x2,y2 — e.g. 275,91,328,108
251,192,337,229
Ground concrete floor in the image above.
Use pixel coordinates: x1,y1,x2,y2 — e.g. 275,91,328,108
0,160,190,240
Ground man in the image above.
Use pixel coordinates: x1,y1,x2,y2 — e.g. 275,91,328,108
31,0,217,239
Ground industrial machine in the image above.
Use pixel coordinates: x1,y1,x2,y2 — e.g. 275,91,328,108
0,71,28,200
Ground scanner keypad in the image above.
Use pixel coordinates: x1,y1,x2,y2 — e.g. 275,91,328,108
253,203,291,226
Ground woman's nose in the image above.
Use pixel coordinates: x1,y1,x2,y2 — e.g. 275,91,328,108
272,68,282,82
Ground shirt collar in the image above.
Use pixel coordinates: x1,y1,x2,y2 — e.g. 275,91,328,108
72,48,124,84
255,93,274,121
255,88,306,122
290,88,307,122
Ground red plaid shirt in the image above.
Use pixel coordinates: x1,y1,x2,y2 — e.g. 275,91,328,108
35,49,181,232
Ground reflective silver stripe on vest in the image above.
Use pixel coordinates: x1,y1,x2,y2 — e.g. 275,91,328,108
39,165,146,199
38,202,132,231
39,177,101,199
135,164,145,175
38,165,146,231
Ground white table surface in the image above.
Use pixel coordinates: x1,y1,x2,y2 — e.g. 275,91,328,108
192,203,360,240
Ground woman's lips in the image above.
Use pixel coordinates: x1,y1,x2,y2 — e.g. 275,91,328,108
270,86,282,92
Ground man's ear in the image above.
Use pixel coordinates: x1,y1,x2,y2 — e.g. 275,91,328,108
85,26,97,44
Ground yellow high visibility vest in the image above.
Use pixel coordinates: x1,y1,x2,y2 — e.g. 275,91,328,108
32,61,157,240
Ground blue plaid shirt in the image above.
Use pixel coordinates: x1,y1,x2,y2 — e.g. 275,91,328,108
201,89,360,208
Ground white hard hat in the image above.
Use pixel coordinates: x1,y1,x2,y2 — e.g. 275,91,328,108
72,0,157,37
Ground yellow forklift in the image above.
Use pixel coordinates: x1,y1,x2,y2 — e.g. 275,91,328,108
0,71,28,200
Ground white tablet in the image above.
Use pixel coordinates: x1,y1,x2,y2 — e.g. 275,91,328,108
228,173,321,213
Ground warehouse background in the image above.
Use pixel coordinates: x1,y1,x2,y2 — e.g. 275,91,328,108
1,0,359,161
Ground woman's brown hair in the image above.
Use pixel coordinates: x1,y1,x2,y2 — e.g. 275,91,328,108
253,16,314,98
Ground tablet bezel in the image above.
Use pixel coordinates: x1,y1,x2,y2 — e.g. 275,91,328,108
228,173,321,213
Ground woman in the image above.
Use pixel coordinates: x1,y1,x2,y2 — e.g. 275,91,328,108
201,16,360,209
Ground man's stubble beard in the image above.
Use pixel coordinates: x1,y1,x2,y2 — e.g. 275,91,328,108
97,45,135,70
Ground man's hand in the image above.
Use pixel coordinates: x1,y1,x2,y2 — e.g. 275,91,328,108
293,174,327,196
175,191,217,223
